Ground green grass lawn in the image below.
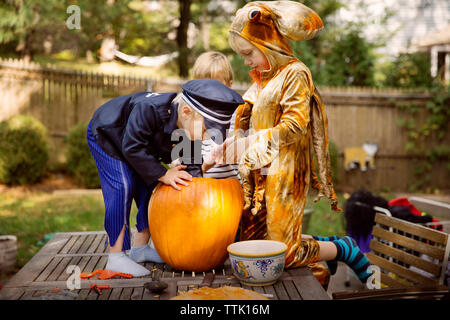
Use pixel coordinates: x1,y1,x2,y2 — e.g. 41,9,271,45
305,194,347,237
0,192,137,269
0,191,346,271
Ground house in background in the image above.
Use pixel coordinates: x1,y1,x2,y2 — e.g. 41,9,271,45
333,0,450,81
412,24,450,81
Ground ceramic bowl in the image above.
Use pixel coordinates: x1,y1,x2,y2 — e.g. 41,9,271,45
227,240,287,286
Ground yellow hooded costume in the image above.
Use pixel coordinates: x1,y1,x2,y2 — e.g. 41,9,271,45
229,1,341,285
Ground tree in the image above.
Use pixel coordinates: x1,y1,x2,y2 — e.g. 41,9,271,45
322,28,376,86
0,0,68,60
176,0,191,78
382,52,434,88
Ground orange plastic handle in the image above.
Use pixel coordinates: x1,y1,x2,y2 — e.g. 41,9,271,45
90,284,110,290
98,270,133,280
80,270,103,279
80,269,133,280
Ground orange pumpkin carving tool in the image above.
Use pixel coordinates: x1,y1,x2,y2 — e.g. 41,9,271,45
98,270,133,280
80,270,102,279
80,269,133,280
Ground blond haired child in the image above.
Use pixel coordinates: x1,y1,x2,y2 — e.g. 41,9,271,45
192,51,240,181
217,1,373,286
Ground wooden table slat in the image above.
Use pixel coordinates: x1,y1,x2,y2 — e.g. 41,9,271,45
108,287,123,300
102,236,110,253
20,290,35,300
0,288,25,300
77,289,90,300
86,288,100,300
120,287,133,300
131,287,144,300
46,256,72,281
76,255,93,274
87,233,104,254
34,256,63,282
75,234,92,255
283,280,302,300
58,235,79,254
163,281,178,299
273,281,290,300
83,255,101,273
95,255,108,271
98,287,113,300
95,234,108,253
57,256,82,281
252,285,265,295
69,234,88,254
263,284,278,300
78,234,96,255
288,268,330,300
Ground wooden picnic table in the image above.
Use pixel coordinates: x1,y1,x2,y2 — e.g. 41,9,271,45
0,231,330,300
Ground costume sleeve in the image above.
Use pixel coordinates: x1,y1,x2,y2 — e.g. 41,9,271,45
122,101,167,186
231,82,257,138
232,102,252,138
239,69,311,175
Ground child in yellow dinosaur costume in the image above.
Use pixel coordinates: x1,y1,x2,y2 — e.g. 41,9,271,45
218,1,373,286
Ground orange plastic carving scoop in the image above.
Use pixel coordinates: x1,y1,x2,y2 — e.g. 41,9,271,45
80,270,103,279
98,270,133,280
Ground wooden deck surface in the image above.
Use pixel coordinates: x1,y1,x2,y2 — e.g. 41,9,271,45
0,231,330,300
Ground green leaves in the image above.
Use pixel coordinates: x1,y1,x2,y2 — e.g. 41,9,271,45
0,115,49,185
382,52,434,88
65,122,100,188
396,87,450,192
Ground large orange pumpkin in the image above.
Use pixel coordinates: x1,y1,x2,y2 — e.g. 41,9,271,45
148,177,244,272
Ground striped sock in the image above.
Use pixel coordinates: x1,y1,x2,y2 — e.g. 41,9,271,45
313,235,341,242
312,235,340,275
332,236,371,283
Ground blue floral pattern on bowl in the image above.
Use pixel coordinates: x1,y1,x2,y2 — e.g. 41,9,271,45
253,259,274,277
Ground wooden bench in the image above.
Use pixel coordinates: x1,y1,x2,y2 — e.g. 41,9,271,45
332,285,449,300
333,212,450,300
368,212,450,287
0,231,330,300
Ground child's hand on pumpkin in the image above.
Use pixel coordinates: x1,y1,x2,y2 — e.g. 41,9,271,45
158,165,192,190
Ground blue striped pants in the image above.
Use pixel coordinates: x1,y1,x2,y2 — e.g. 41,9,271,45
87,122,156,251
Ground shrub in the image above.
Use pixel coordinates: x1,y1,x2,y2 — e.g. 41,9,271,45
323,29,376,87
0,115,49,185
66,122,100,188
382,52,434,88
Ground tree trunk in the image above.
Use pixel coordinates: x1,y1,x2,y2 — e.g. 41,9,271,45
200,5,210,50
17,29,35,62
177,0,191,78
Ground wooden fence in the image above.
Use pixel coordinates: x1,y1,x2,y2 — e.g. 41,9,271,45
0,58,448,192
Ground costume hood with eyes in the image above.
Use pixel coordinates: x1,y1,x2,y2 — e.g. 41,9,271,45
229,1,341,274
